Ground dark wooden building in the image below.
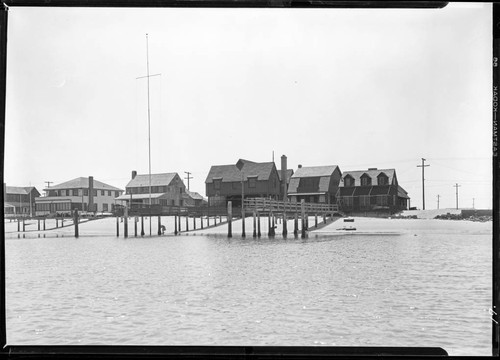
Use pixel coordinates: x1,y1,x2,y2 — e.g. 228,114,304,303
336,168,410,215
287,165,342,204
205,159,282,206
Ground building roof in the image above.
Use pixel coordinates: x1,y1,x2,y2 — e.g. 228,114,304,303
5,186,39,195
397,185,410,199
291,165,340,178
340,169,397,187
205,160,276,183
278,169,294,184
126,173,178,188
186,190,204,200
47,177,123,191
115,193,165,201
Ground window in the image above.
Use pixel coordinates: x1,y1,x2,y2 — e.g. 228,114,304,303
180,187,184,194
214,179,221,190
361,175,371,186
84,189,89,196
248,177,256,188
378,175,388,186
108,191,112,196
359,195,370,207
61,189,66,196
115,191,120,197
232,182,238,189
103,203,108,212
101,190,105,196
93,190,97,197
342,196,353,206
376,195,388,205
344,176,354,187
72,189,78,196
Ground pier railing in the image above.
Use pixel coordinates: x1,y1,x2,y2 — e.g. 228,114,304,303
243,198,340,215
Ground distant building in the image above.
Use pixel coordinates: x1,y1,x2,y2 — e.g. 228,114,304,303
205,158,283,207
35,176,123,216
287,165,342,204
3,184,40,217
116,171,188,208
336,168,410,214
183,190,207,207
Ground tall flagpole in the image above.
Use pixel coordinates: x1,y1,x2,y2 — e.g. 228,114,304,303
146,33,152,235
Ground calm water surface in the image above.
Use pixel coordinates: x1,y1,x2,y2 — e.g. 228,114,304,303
5,229,492,355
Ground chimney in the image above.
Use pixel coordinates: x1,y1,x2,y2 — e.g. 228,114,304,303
88,176,94,213
298,164,302,168
132,170,137,179
281,155,287,201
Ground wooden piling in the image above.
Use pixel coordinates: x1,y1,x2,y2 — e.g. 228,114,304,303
270,213,275,237
200,214,204,229
174,215,178,235
56,218,58,228
315,213,318,228
193,216,196,230
74,210,79,238
17,219,20,232
141,216,145,236
178,213,181,233
124,208,128,238
227,201,232,238
253,211,257,238
301,200,306,239
116,216,119,237
282,212,287,236
23,219,25,232
134,217,138,237
241,207,246,238
38,219,40,231
185,215,189,232
323,212,326,224
158,216,162,235
294,213,298,237
43,218,46,231
207,213,210,227
257,211,261,237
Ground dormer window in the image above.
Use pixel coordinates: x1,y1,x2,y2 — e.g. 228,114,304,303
377,173,389,186
344,175,354,187
214,179,221,190
360,174,372,186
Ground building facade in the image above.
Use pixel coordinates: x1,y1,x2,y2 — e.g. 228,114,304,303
4,185,40,217
205,159,282,207
116,171,188,209
336,168,410,214
35,176,123,216
287,165,342,204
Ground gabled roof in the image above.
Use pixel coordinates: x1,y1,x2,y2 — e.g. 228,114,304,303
340,169,397,187
47,177,123,191
126,173,178,188
5,186,38,195
397,185,410,199
291,165,340,178
206,161,276,183
186,190,204,200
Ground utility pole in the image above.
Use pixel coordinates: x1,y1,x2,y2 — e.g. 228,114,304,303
472,197,475,209
437,194,440,210
184,172,193,191
44,181,53,197
416,158,430,210
454,183,461,210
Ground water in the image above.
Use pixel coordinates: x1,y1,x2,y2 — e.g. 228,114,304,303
5,224,492,355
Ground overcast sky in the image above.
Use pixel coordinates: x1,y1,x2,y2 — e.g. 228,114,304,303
4,3,492,209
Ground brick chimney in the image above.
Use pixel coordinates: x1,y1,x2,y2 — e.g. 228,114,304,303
132,170,137,179
281,155,287,201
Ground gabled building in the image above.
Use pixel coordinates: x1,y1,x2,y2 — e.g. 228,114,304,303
3,184,40,217
336,168,410,214
116,171,188,208
205,159,282,206
35,176,123,216
183,190,207,207
287,165,342,204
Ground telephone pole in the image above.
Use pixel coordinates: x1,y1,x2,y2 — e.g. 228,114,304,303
417,158,430,210
184,172,193,191
472,197,475,209
437,194,440,210
454,183,461,209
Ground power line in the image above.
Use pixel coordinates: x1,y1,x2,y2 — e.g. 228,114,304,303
417,158,430,210
184,171,193,191
454,183,461,209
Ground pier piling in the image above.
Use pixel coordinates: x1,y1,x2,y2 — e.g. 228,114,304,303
282,212,287,237
134,217,138,237
141,216,145,236
227,201,232,238
157,216,162,236
253,211,257,238
124,208,128,238
74,210,79,238
257,211,261,237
